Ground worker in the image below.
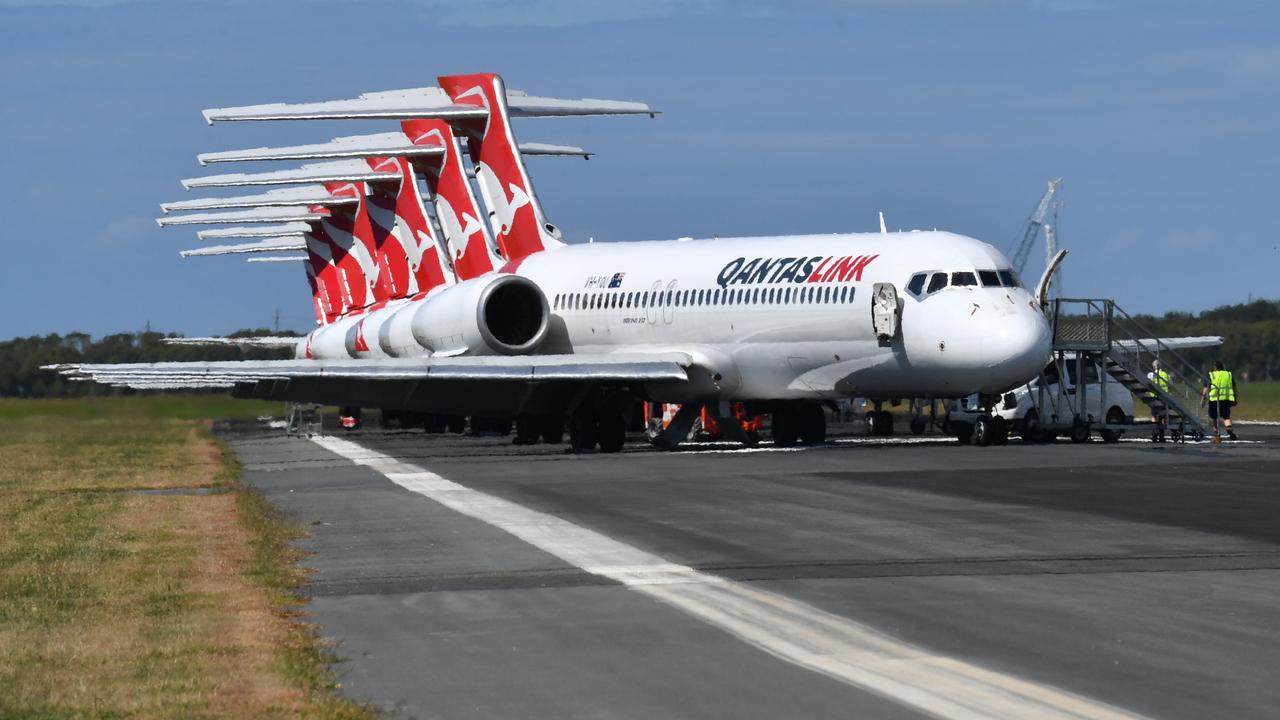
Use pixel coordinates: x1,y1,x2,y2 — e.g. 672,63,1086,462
1148,359,1170,440
1201,360,1238,441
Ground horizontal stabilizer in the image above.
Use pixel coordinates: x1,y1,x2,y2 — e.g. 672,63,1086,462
202,86,654,124
180,237,306,257
198,132,443,165
246,255,308,263
183,159,398,190
197,222,312,240
46,353,691,386
156,206,325,227
160,336,300,348
162,185,355,213
198,133,589,165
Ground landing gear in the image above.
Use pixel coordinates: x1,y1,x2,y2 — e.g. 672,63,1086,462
864,401,894,437
569,390,629,454
772,401,826,447
968,414,1008,447
909,416,926,435
772,404,799,447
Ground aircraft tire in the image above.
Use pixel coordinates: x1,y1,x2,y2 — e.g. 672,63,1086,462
877,410,893,436
991,416,1009,445
953,422,974,444
570,404,599,453
773,405,799,447
514,415,541,445
798,403,827,445
597,413,626,453
909,416,926,435
971,416,993,447
540,417,565,445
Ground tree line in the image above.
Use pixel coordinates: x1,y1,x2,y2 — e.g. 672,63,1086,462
0,329,296,398
1122,298,1279,383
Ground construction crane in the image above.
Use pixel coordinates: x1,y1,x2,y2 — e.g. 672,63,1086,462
1007,178,1061,275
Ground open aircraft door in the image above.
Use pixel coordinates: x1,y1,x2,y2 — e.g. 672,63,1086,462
1035,249,1068,311
871,282,901,346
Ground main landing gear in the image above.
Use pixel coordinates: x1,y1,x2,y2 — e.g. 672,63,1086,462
864,400,894,437
569,390,630,454
513,415,565,446
772,401,826,447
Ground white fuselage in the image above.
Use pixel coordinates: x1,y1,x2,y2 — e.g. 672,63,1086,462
302,230,1053,401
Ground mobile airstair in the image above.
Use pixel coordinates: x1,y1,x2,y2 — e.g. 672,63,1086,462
1036,299,1211,442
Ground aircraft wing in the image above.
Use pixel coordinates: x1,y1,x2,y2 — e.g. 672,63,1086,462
202,86,654,124
1113,336,1223,352
160,336,301,348
46,353,692,388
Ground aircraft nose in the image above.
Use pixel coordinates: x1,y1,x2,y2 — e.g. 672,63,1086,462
983,306,1052,389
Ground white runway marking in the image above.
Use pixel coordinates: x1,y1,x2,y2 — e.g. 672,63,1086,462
313,434,1146,720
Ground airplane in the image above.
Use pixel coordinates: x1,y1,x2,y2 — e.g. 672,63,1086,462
49,73,1059,452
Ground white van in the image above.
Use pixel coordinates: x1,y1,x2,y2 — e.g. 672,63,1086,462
995,359,1135,442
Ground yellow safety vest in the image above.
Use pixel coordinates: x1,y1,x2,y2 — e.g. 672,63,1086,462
1153,369,1170,391
1208,369,1235,403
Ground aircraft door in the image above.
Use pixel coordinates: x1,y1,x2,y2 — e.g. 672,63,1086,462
871,282,901,346
663,279,678,325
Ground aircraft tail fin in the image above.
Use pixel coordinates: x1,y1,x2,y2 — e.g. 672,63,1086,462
402,118,503,280
438,73,564,263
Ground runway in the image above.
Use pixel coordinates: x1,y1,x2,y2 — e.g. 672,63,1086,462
222,420,1280,719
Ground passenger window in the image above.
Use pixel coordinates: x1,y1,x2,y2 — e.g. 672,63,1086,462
979,270,1000,288
927,272,948,293
785,288,792,303
951,272,978,287
907,273,927,295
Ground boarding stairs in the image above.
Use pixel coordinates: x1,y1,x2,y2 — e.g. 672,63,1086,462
1049,299,1210,441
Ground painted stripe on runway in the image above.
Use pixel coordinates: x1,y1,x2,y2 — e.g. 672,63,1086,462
313,434,1145,720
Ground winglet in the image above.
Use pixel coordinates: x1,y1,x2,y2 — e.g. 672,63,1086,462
879,212,888,235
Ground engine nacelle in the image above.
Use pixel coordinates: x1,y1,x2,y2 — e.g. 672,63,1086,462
409,274,549,356
306,315,362,359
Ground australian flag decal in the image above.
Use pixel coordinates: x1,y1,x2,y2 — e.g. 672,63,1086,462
607,272,626,288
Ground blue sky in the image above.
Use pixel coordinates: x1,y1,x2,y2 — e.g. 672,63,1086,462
1,0,1276,337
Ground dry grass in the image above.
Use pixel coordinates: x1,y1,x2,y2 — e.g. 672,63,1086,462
0,402,372,719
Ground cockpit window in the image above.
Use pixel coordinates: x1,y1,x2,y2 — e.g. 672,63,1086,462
998,269,1020,288
907,273,927,295
927,272,948,294
951,271,978,287
979,270,1001,288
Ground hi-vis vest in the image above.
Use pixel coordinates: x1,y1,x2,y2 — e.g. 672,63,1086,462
1208,369,1236,402
1153,368,1170,391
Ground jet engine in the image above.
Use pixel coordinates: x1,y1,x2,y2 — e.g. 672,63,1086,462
381,274,549,357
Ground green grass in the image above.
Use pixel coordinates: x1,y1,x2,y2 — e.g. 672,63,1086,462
0,399,373,719
1234,380,1280,421
0,394,284,421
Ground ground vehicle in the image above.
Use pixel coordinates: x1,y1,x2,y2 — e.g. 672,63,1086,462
998,358,1134,442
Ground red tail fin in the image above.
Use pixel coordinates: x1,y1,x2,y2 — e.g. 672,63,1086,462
303,228,346,324
437,73,563,263
321,183,396,307
402,118,503,280
367,156,455,294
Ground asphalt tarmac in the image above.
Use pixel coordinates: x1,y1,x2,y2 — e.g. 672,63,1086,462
221,419,1280,719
